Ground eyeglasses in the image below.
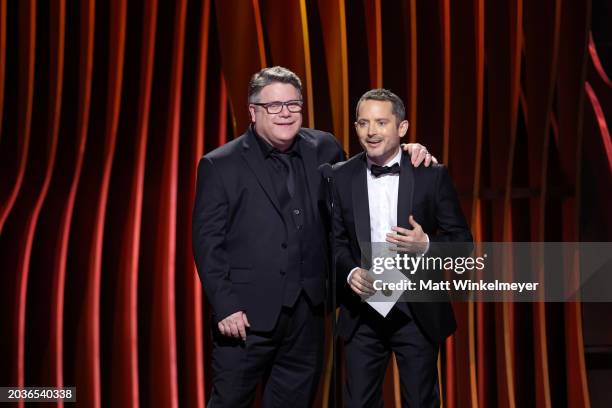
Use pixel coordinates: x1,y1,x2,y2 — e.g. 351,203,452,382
251,100,303,114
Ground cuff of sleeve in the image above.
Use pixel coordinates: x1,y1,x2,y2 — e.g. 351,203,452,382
347,266,360,284
422,234,430,256
214,296,241,322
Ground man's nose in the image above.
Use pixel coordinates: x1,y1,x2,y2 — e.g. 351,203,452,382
279,104,291,116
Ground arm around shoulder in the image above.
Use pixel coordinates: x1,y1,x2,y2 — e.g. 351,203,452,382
428,165,474,257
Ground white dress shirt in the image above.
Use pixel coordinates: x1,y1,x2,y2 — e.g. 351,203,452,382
347,148,429,283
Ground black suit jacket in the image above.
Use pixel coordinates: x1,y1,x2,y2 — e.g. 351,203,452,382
192,127,345,331
332,152,473,343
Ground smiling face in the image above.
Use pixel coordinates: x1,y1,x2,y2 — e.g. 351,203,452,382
249,82,302,151
355,99,409,165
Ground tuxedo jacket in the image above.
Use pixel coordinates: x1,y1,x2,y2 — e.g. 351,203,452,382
192,127,344,332
332,151,473,343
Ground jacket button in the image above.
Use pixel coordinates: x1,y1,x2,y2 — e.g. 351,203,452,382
281,243,287,249
293,209,300,215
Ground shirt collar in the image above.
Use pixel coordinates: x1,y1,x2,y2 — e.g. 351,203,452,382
366,147,402,170
252,124,301,158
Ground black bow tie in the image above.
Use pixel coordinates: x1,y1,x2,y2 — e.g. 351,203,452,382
370,162,400,177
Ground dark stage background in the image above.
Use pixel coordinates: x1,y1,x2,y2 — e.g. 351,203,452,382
0,0,611,407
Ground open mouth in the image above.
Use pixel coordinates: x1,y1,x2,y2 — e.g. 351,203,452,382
367,139,382,147
274,122,295,127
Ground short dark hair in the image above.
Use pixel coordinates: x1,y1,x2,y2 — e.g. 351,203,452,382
355,88,406,122
248,66,302,103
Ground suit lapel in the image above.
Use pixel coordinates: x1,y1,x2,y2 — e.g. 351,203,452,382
397,152,414,229
241,129,282,216
351,153,371,255
298,132,320,220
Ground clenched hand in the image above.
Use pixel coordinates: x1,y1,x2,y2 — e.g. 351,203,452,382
349,268,376,298
218,311,250,341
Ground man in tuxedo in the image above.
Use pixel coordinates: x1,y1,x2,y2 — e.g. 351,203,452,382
192,67,435,407
332,89,473,407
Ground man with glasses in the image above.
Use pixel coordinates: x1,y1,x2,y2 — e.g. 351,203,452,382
192,67,435,407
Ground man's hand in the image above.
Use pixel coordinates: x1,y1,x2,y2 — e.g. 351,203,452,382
402,143,438,167
218,311,250,341
386,215,428,254
349,268,376,297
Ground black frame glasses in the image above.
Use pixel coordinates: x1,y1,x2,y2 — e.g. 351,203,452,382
251,100,304,114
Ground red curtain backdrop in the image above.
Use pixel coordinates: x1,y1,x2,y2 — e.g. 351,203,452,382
0,1,611,407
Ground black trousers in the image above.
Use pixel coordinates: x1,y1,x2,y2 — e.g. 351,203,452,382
208,293,325,408
343,306,440,408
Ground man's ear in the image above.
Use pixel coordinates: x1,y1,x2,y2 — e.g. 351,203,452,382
249,105,256,122
398,120,410,137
